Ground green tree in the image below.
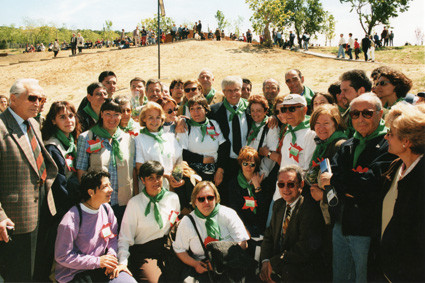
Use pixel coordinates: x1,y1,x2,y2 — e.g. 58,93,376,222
340,0,411,36
215,10,230,31
323,12,336,46
140,14,175,34
283,0,326,48
232,16,244,37
245,0,290,47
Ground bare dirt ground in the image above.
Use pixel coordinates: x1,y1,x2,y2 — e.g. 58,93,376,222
0,40,423,111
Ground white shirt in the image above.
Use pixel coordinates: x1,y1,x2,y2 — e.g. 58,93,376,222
9,107,31,145
347,37,354,48
246,123,279,177
176,119,226,161
338,36,346,46
173,205,249,260
118,191,180,265
135,131,182,175
226,100,249,159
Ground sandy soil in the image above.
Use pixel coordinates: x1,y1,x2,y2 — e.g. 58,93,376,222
0,40,423,111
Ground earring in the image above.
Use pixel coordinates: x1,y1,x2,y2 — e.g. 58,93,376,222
402,144,406,148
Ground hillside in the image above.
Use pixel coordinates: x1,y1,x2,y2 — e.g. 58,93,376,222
0,40,423,111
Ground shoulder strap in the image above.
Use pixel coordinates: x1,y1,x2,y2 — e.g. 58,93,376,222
187,214,208,255
258,125,268,150
76,204,83,228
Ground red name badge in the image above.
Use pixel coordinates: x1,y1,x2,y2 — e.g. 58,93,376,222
289,143,303,163
242,196,257,212
312,157,325,168
100,223,116,242
206,126,219,140
352,166,369,173
128,130,139,137
65,155,76,172
86,138,104,153
204,236,218,247
168,210,179,226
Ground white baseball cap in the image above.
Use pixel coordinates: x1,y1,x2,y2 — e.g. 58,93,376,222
281,94,307,106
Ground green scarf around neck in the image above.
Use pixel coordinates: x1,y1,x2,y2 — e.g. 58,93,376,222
310,131,347,167
205,88,215,103
223,98,248,121
55,129,76,157
143,188,166,229
140,127,166,154
120,118,136,133
90,124,123,167
247,116,268,145
237,170,256,214
352,119,387,168
83,104,99,121
194,203,221,240
285,119,310,144
187,118,211,142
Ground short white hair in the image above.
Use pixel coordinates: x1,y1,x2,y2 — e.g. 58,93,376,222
9,78,42,98
350,92,382,111
198,68,214,78
221,76,243,90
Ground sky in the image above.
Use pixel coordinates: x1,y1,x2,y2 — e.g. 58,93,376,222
0,0,424,46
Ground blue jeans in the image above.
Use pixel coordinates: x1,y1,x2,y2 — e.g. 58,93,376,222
332,222,370,282
303,41,309,50
337,45,345,58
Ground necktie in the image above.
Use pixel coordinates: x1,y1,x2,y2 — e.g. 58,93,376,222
232,106,242,155
25,121,47,182
282,205,292,235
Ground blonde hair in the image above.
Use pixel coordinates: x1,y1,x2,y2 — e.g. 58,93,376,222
385,102,425,154
139,101,165,127
310,104,346,131
191,181,221,208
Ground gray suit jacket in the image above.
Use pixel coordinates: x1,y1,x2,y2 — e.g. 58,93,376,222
0,108,57,234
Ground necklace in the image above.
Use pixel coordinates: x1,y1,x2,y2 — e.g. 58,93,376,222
83,201,98,210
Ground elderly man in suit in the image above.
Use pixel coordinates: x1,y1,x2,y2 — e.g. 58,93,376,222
209,76,252,203
0,78,57,281
260,165,326,282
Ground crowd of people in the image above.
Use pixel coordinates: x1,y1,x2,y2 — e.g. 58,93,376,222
0,66,424,283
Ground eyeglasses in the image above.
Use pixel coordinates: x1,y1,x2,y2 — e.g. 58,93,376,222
349,109,377,119
184,87,198,93
242,162,256,168
277,182,297,189
197,195,215,203
276,105,303,114
121,109,132,114
28,95,46,103
376,80,391,87
167,108,178,114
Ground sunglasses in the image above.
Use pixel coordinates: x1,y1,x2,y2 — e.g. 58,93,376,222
376,80,391,87
276,105,303,114
167,108,178,114
197,195,215,203
28,95,46,103
277,182,297,189
349,109,376,119
242,162,256,168
184,87,198,93
121,109,132,114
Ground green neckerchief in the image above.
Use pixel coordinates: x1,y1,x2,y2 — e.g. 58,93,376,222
310,131,347,167
120,118,135,133
223,98,248,121
301,86,314,106
247,116,268,145
279,125,287,140
143,188,166,229
285,119,310,144
384,97,404,109
338,105,347,115
194,204,221,240
140,127,166,154
182,102,188,116
35,113,41,120
205,88,216,104
83,104,99,121
352,119,387,168
90,124,123,167
55,129,76,157
187,118,210,142
237,170,256,214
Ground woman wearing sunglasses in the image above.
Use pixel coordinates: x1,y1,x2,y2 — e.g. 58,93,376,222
177,79,203,118
228,147,270,251
76,99,136,224
246,94,279,183
378,103,425,282
374,67,412,111
161,96,178,133
173,181,249,281
116,96,140,136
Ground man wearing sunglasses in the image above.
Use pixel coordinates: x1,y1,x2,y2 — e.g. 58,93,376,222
260,165,326,282
319,93,396,282
0,79,58,281
339,70,372,137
